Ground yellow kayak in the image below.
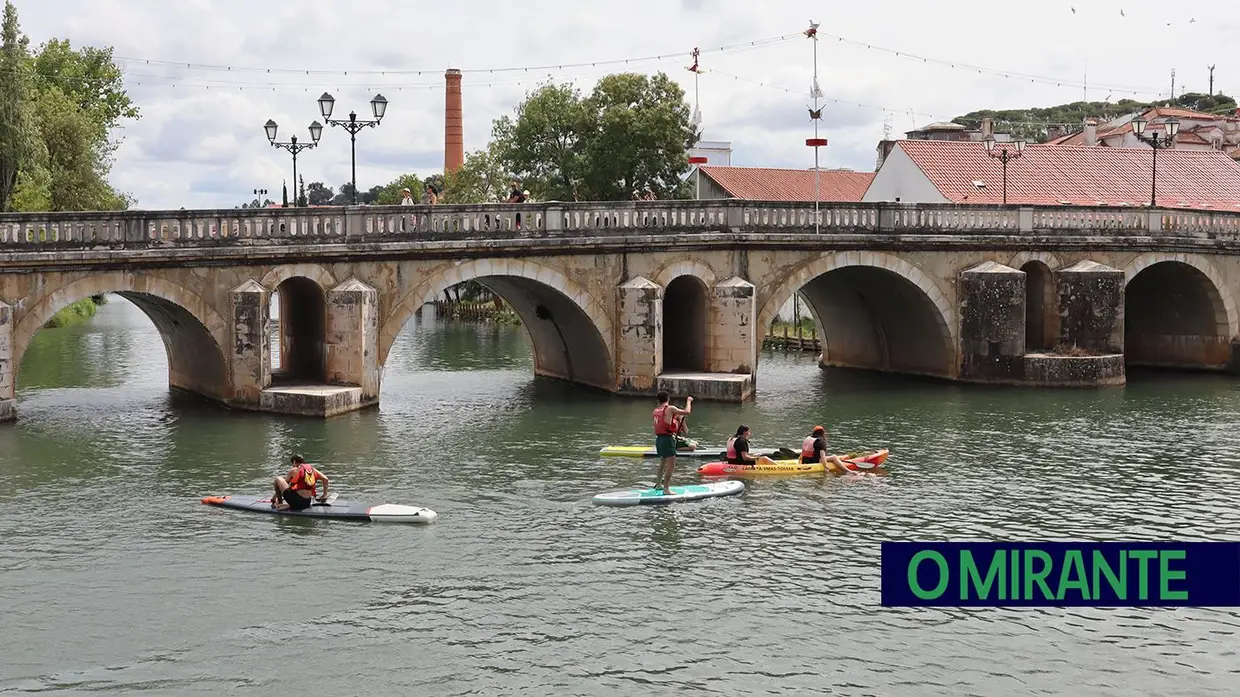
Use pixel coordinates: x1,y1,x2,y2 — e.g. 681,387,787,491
599,444,788,459
697,449,890,476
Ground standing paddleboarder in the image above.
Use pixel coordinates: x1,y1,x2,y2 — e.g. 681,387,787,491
653,391,693,495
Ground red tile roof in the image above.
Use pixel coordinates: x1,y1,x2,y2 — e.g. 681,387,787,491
895,140,1240,209
698,165,874,202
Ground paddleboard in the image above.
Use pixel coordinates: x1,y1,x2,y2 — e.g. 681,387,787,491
201,494,437,524
592,480,745,507
599,445,787,459
696,448,890,477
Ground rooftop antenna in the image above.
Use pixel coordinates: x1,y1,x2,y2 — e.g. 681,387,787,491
805,20,824,234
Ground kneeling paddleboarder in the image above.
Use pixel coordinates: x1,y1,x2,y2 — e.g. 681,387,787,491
272,455,329,510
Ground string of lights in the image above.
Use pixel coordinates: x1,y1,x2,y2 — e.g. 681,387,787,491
815,30,1167,98
111,33,800,77
10,26,1181,102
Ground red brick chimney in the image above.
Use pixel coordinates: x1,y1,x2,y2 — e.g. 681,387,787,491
444,68,464,174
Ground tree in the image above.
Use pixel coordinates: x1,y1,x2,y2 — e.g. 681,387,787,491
297,174,307,207
371,173,423,205
305,181,333,205
29,39,137,136
0,1,33,211
580,72,697,199
0,3,135,212
490,72,697,202
441,145,508,203
491,80,587,201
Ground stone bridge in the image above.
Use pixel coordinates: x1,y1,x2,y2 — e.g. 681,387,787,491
1,200,1238,422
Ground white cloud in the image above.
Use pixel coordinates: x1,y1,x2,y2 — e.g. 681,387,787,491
15,0,1236,209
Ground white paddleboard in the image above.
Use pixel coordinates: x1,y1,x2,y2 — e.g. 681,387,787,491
592,480,745,507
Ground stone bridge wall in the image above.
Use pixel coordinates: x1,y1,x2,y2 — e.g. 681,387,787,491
1,201,1239,420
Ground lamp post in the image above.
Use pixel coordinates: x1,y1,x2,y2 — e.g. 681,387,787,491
1132,115,1180,207
982,135,1026,205
265,119,322,207
318,92,388,205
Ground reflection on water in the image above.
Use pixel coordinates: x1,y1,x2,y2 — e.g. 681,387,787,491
2,296,1240,695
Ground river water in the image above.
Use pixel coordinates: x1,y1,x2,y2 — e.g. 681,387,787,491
2,297,1240,696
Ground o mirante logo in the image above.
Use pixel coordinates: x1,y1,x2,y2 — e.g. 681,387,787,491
881,542,1240,607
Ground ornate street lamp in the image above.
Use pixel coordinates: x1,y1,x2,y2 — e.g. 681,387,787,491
1132,115,1180,207
265,119,322,207
318,92,388,205
983,135,1026,205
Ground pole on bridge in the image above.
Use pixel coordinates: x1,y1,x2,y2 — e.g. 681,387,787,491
806,21,824,234
687,48,707,200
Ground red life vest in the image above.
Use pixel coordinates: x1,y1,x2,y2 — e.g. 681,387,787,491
726,436,738,460
653,405,676,436
289,463,317,492
801,436,819,461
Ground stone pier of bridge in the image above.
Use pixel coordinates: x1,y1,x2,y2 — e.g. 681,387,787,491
2,199,1240,422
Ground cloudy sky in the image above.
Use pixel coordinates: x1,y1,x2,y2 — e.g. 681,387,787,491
16,0,1237,210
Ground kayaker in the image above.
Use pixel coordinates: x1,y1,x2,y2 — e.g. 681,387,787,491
653,391,693,495
726,425,778,467
272,455,329,511
800,425,849,473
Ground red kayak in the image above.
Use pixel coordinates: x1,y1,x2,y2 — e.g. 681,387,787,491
696,448,889,476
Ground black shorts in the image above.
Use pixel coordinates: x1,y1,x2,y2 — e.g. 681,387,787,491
282,489,313,510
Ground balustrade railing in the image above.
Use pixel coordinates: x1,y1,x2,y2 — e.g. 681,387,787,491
0,200,1236,250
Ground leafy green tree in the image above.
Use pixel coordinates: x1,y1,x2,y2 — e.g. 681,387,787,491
305,181,333,205
371,173,423,205
491,72,697,201
580,72,697,200
441,146,508,203
491,80,587,201
297,174,307,207
29,39,137,135
0,1,33,211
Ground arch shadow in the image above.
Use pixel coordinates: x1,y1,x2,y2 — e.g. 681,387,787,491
1125,260,1232,370
13,276,230,404
381,261,614,391
760,257,955,379
663,275,709,372
272,276,327,382
1020,260,1056,351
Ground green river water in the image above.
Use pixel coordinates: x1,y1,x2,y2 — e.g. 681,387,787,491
2,297,1239,695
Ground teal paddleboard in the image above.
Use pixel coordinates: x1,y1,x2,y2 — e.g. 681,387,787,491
592,480,745,507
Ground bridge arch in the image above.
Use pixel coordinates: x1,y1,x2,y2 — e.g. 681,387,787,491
12,272,230,401
1124,253,1238,369
260,264,338,292
759,252,957,378
381,259,615,390
653,260,718,289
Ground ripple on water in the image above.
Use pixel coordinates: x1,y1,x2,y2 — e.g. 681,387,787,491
3,304,1240,695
